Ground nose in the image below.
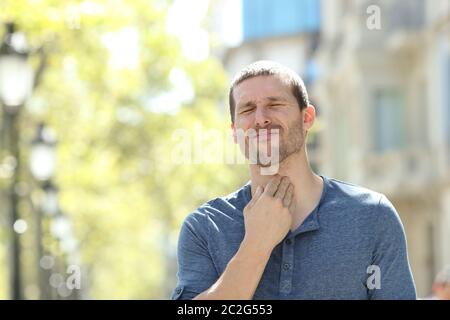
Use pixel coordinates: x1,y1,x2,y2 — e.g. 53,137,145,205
254,106,271,128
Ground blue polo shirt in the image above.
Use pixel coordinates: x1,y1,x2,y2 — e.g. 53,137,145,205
172,176,416,300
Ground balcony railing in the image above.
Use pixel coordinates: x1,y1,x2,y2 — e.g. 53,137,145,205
361,145,439,195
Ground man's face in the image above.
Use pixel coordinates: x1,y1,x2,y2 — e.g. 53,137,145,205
433,283,450,300
231,75,310,167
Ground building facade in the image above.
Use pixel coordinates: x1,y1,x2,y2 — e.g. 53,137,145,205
312,0,450,297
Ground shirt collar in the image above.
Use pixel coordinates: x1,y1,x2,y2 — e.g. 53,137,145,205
243,175,328,238
289,175,327,238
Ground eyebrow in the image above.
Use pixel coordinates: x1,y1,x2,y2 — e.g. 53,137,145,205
266,96,288,103
237,96,288,110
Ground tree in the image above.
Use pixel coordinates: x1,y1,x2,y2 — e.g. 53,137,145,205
0,0,247,299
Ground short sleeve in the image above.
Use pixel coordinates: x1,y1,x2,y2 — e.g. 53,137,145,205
368,195,417,300
171,210,219,300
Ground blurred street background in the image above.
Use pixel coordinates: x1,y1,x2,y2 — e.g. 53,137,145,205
0,0,449,299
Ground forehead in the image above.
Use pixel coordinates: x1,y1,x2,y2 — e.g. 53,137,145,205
233,75,293,105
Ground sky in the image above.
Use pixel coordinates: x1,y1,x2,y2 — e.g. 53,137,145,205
101,0,243,114
166,0,242,60
102,0,243,67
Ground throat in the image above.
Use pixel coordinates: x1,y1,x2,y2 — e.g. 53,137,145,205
290,212,309,232
289,176,324,232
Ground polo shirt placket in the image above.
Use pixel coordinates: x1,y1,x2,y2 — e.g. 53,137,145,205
279,207,321,297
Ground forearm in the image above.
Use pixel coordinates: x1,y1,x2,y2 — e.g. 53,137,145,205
194,238,271,300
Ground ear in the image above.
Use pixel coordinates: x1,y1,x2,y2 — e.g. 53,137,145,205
231,122,237,144
303,104,316,130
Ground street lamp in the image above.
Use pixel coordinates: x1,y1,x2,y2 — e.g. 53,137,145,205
41,181,59,216
29,122,57,299
30,123,78,299
0,22,34,109
50,208,78,300
0,22,34,300
30,123,56,182
51,211,73,244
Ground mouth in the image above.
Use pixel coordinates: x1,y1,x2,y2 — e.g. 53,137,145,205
256,131,279,141
248,128,280,137
248,129,280,141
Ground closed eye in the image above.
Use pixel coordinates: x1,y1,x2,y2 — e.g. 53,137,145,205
239,107,255,114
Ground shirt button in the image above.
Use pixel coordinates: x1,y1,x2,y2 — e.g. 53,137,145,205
283,263,291,271
285,239,292,245
176,288,182,294
282,280,291,291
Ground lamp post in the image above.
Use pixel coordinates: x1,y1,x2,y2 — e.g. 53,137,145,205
29,122,57,299
41,180,59,216
0,22,34,300
30,123,56,182
0,23,34,109
30,123,78,300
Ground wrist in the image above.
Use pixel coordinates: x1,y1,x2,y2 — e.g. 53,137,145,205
240,236,273,263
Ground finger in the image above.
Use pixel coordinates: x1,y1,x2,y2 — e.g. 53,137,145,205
283,184,294,208
253,186,264,202
274,177,290,199
264,175,282,197
248,185,263,208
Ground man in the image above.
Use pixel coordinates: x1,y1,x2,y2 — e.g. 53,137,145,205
172,61,416,300
431,266,450,300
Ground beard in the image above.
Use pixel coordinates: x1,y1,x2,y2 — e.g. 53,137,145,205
241,115,306,167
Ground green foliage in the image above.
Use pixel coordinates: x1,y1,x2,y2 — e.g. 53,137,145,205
0,0,247,299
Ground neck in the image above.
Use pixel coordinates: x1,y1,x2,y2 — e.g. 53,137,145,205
249,148,324,228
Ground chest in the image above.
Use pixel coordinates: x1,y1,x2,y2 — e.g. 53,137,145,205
208,221,373,299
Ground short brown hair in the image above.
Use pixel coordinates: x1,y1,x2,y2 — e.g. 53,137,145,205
228,60,309,123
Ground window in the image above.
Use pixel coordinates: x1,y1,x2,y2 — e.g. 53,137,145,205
437,37,450,149
372,89,407,153
242,0,321,41
445,50,450,146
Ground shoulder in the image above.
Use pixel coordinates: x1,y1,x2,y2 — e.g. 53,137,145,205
325,177,383,206
322,177,407,249
324,177,402,227
181,182,250,235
